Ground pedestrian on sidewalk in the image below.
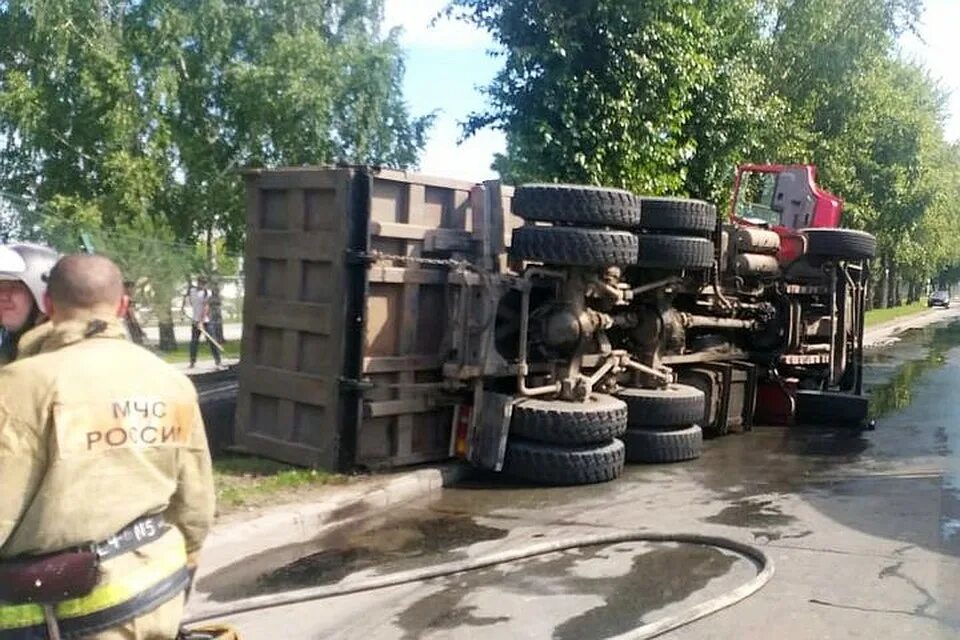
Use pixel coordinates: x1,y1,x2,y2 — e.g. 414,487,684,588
0,254,216,639
181,275,222,369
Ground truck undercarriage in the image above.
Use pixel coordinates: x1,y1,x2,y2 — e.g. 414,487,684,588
235,163,876,485
444,170,876,485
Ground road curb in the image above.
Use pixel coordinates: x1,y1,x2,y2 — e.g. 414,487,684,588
195,463,471,579
863,307,959,348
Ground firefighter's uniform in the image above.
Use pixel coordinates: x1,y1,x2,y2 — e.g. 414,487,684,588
0,316,216,639
2,320,54,364
0,319,51,366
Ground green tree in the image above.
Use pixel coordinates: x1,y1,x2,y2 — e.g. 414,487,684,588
454,0,960,310
0,0,432,347
449,0,780,200
756,0,954,305
127,0,434,250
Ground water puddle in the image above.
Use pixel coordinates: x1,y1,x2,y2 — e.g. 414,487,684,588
392,541,745,640
197,512,508,601
703,498,797,529
780,429,870,458
867,321,960,419
549,544,740,640
941,519,960,541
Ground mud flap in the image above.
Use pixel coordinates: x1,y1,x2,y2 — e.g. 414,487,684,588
795,390,869,428
455,386,516,472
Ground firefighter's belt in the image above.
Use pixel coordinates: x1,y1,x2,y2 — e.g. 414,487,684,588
0,518,189,639
0,515,168,605
90,514,170,561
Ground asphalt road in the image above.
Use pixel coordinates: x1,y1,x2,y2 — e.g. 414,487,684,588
195,311,960,639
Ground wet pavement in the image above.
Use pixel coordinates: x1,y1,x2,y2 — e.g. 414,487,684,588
194,314,960,639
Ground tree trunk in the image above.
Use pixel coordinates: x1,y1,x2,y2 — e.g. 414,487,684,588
157,297,178,351
879,255,890,308
158,321,177,351
209,282,225,343
887,261,898,307
125,312,146,345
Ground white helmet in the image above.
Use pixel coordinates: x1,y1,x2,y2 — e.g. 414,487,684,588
0,243,61,314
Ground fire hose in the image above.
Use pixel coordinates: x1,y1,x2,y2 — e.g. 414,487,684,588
183,532,774,640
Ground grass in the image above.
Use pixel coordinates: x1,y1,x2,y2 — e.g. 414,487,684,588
157,340,242,363
213,454,347,513
864,300,928,327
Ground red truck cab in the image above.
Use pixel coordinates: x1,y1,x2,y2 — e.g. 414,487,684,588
730,164,843,263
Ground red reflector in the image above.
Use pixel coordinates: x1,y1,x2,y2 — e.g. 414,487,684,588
453,405,471,457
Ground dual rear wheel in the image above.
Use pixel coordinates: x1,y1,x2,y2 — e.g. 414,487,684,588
501,384,706,486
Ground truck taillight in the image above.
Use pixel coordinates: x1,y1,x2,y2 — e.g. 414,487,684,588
451,405,472,458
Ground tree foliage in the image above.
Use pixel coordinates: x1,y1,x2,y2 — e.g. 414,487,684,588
0,0,432,250
0,0,432,344
452,0,958,304
451,0,779,199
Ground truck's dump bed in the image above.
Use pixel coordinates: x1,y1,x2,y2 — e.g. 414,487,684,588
236,167,517,471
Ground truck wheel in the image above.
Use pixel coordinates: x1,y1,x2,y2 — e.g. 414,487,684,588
623,425,703,463
802,229,877,260
511,184,641,228
795,391,869,427
637,234,714,270
616,384,706,427
511,394,628,445
510,226,639,267
502,438,626,485
637,197,717,235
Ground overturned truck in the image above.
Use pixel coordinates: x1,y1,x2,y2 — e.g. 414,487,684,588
235,164,874,485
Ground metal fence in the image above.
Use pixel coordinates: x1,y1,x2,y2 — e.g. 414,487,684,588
0,192,244,349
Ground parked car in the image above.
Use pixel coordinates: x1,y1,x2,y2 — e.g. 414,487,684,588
928,290,951,308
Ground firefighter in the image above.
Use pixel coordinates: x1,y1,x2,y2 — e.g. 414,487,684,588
0,242,61,364
0,254,216,639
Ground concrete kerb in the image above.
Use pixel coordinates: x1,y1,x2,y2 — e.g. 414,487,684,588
863,306,960,348
195,463,471,581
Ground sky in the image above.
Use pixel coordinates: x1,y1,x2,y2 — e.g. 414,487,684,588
384,0,960,184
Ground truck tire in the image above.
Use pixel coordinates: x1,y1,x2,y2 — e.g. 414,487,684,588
616,384,706,428
637,234,714,270
802,229,877,260
795,390,869,427
623,425,703,463
510,226,639,267
511,394,628,445
502,438,626,485
638,197,717,235
198,383,239,455
511,184,641,228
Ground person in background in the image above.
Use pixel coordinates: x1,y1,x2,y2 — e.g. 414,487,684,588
181,275,222,369
0,242,61,364
122,278,147,345
0,254,216,639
